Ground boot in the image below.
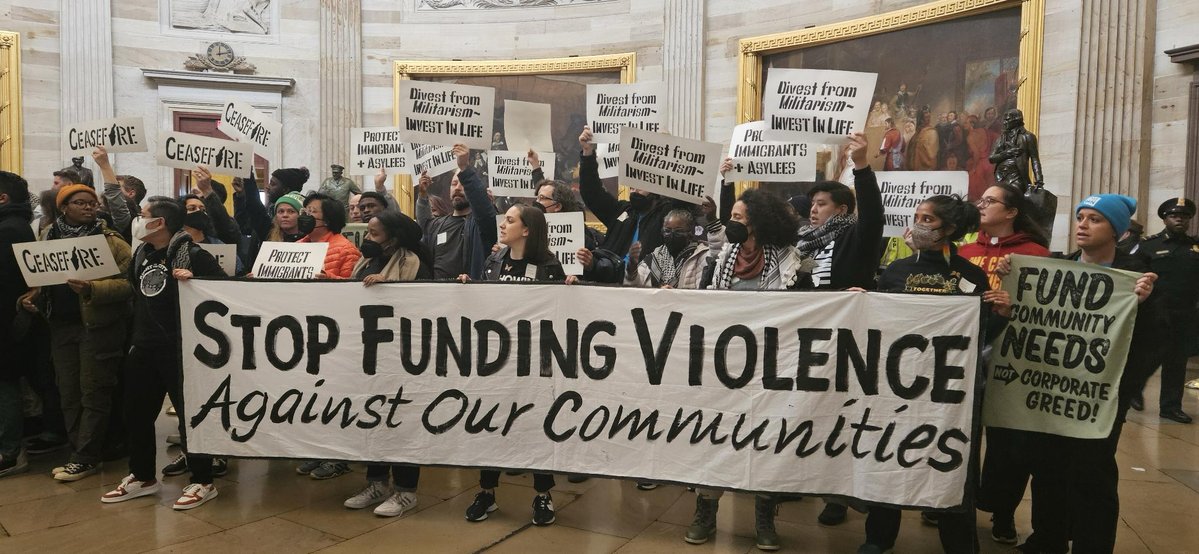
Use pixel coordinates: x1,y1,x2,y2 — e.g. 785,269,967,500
684,494,719,544
755,495,780,551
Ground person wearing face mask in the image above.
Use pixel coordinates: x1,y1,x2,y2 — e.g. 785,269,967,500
296,194,360,280
863,194,1009,554
0,171,36,478
179,194,244,275
15,177,132,483
187,166,242,249
266,192,306,242
625,209,709,289
578,126,683,273
525,150,623,284
415,144,498,280
101,198,225,511
692,188,801,551
339,210,432,517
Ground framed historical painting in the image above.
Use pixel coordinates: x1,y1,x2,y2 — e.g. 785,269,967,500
737,0,1044,200
393,53,636,220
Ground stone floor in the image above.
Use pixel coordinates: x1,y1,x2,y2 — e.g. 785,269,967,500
1,366,1196,553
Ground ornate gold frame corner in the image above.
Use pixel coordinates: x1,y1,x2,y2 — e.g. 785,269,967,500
0,31,22,175
389,53,637,216
735,0,1044,192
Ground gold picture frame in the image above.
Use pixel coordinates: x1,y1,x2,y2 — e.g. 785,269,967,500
736,0,1044,193
0,31,22,174
391,52,637,216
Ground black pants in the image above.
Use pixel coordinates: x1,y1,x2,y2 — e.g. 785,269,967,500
480,470,554,493
978,426,1032,518
366,464,420,491
1023,407,1126,553
124,344,212,484
1158,316,1194,412
864,507,977,552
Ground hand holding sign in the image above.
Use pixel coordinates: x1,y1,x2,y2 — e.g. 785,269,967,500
91,147,118,185
579,126,595,156
847,132,869,170
374,169,387,193
527,149,540,170
453,143,470,172
65,278,93,296
417,170,431,197
720,157,732,177
192,166,214,196
763,68,878,145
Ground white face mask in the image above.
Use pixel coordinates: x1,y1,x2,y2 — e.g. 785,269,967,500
132,216,163,241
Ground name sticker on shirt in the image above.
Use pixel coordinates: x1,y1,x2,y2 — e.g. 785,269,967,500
437,231,448,245
958,279,977,293
617,212,629,222
525,264,538,280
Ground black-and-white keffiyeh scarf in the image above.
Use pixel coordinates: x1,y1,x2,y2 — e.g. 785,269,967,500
647,243,697,287
711,243,780,290
47,215,102,240
134,230,194,272
795,214,855,259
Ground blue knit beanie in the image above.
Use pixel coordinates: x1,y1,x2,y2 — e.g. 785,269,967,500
1075,194,1136,238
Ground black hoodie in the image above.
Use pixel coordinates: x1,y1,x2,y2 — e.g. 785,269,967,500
0,200,35,379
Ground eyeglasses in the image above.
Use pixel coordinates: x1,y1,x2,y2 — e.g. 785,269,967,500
976,197,1007,208
68,200,99,208
536,195,557,204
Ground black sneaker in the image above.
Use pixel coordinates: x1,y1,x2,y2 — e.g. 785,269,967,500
0,452,29,478
25,436,68,455
53,462,99,482
531,493,556,526
921,511,941,526
818,502,848,525
464,490,497,522
211,458,229,477
567,474,589,483
991,514,1018,544
162,454,189,476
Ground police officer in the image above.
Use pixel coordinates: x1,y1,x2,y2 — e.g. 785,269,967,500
1137,197,1198,424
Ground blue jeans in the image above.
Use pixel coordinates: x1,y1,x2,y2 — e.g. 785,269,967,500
0,378,22,459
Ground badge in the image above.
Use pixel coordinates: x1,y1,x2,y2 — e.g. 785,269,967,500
437,231,448,245
617,212,629,222
139,263,169,297
958,278,976,293
525,264,538,279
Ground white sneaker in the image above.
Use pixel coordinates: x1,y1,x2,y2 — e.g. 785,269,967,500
101,474,161,503
373,491,418,517
54,462,100,482
173,483,218,510
344,481,391,509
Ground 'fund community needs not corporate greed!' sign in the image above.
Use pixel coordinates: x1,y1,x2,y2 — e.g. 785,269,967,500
13,235,120,287
983,255,1140,439
180,281,983,509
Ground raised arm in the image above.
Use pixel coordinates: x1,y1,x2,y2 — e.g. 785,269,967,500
576,126,624,227
454,144,498,251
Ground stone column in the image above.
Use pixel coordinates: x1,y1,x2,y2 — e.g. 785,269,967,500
59,0,114,163
1167,43,1199,234
1069,0,1157,216
320,0,362,181
662,0,704,140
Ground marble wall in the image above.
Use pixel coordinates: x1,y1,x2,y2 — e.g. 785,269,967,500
0,0,1195,243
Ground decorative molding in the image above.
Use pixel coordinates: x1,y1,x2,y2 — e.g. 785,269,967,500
0,31,21,174
141,68,295,93
417,0,618,10
394,53,637,80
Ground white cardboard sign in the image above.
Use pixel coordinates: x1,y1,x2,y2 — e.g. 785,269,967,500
398,80,495,149
63,117,147,155
217,102,281,163
495,211,583,275
762,68,878,145
877,171,969,237
349,127,411,176
487,150,555,198
597,142,620,180
157,131,253,175
409,144,458,177
13,235,119,287
618,128,722,205
586,82,667,143
726,121,816,182
502,100,553,152
251,242,328,280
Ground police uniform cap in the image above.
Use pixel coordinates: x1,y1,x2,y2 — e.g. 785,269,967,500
1158,197,1196,219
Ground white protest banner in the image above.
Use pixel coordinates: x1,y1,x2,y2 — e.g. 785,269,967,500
763,68,877,145
619,128,722,205
983,255,1140,439
341,223,368,249
198,243,238,277
877,171,969,237
12,235,119,287
251,242,328,280
63,117,147,155
157,131,253,175
727,121,815,182
217,102,281,163
181,281,982,509
596,142,620,179
487,150,555,198
399,80,495,149
503,100,553,152
586,82,667,143
409,143,458,177
349,127,411,176
495,211,583,275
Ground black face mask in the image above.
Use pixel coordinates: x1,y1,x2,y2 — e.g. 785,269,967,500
297,213,316,235
663,232,690,256
724,220,749,244
629,193,652,212
184,210,213,235
360,239,384,259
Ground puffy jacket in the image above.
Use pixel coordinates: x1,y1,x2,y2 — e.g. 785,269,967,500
299,231,361,279
37,223,133,328
958,230,1050,290
625,243,710,290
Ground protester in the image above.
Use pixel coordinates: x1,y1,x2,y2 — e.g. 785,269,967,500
994,194,1160,554
267,167,310,204
460,203,568,526
101,197,225,510
693,187,802,550
17,169,132,482
92,148,133,242
416,144,498,280
866,194,1008,554
298,193,360,280
625,208,709,289
526,150,621,283
357,191,389,223
341,210,432,517
0,171,35,478
232,170,273,264
187,166,242,248
180,193,243,275
266,192,305,243
348,192,362,223
1134,197,1197,424
958,182,1050,545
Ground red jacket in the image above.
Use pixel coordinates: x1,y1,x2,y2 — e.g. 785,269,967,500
959,230,1050,290
298,231,361,279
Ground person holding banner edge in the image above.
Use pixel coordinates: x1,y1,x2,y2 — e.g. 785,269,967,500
101,197,225,510
18,155,133,483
